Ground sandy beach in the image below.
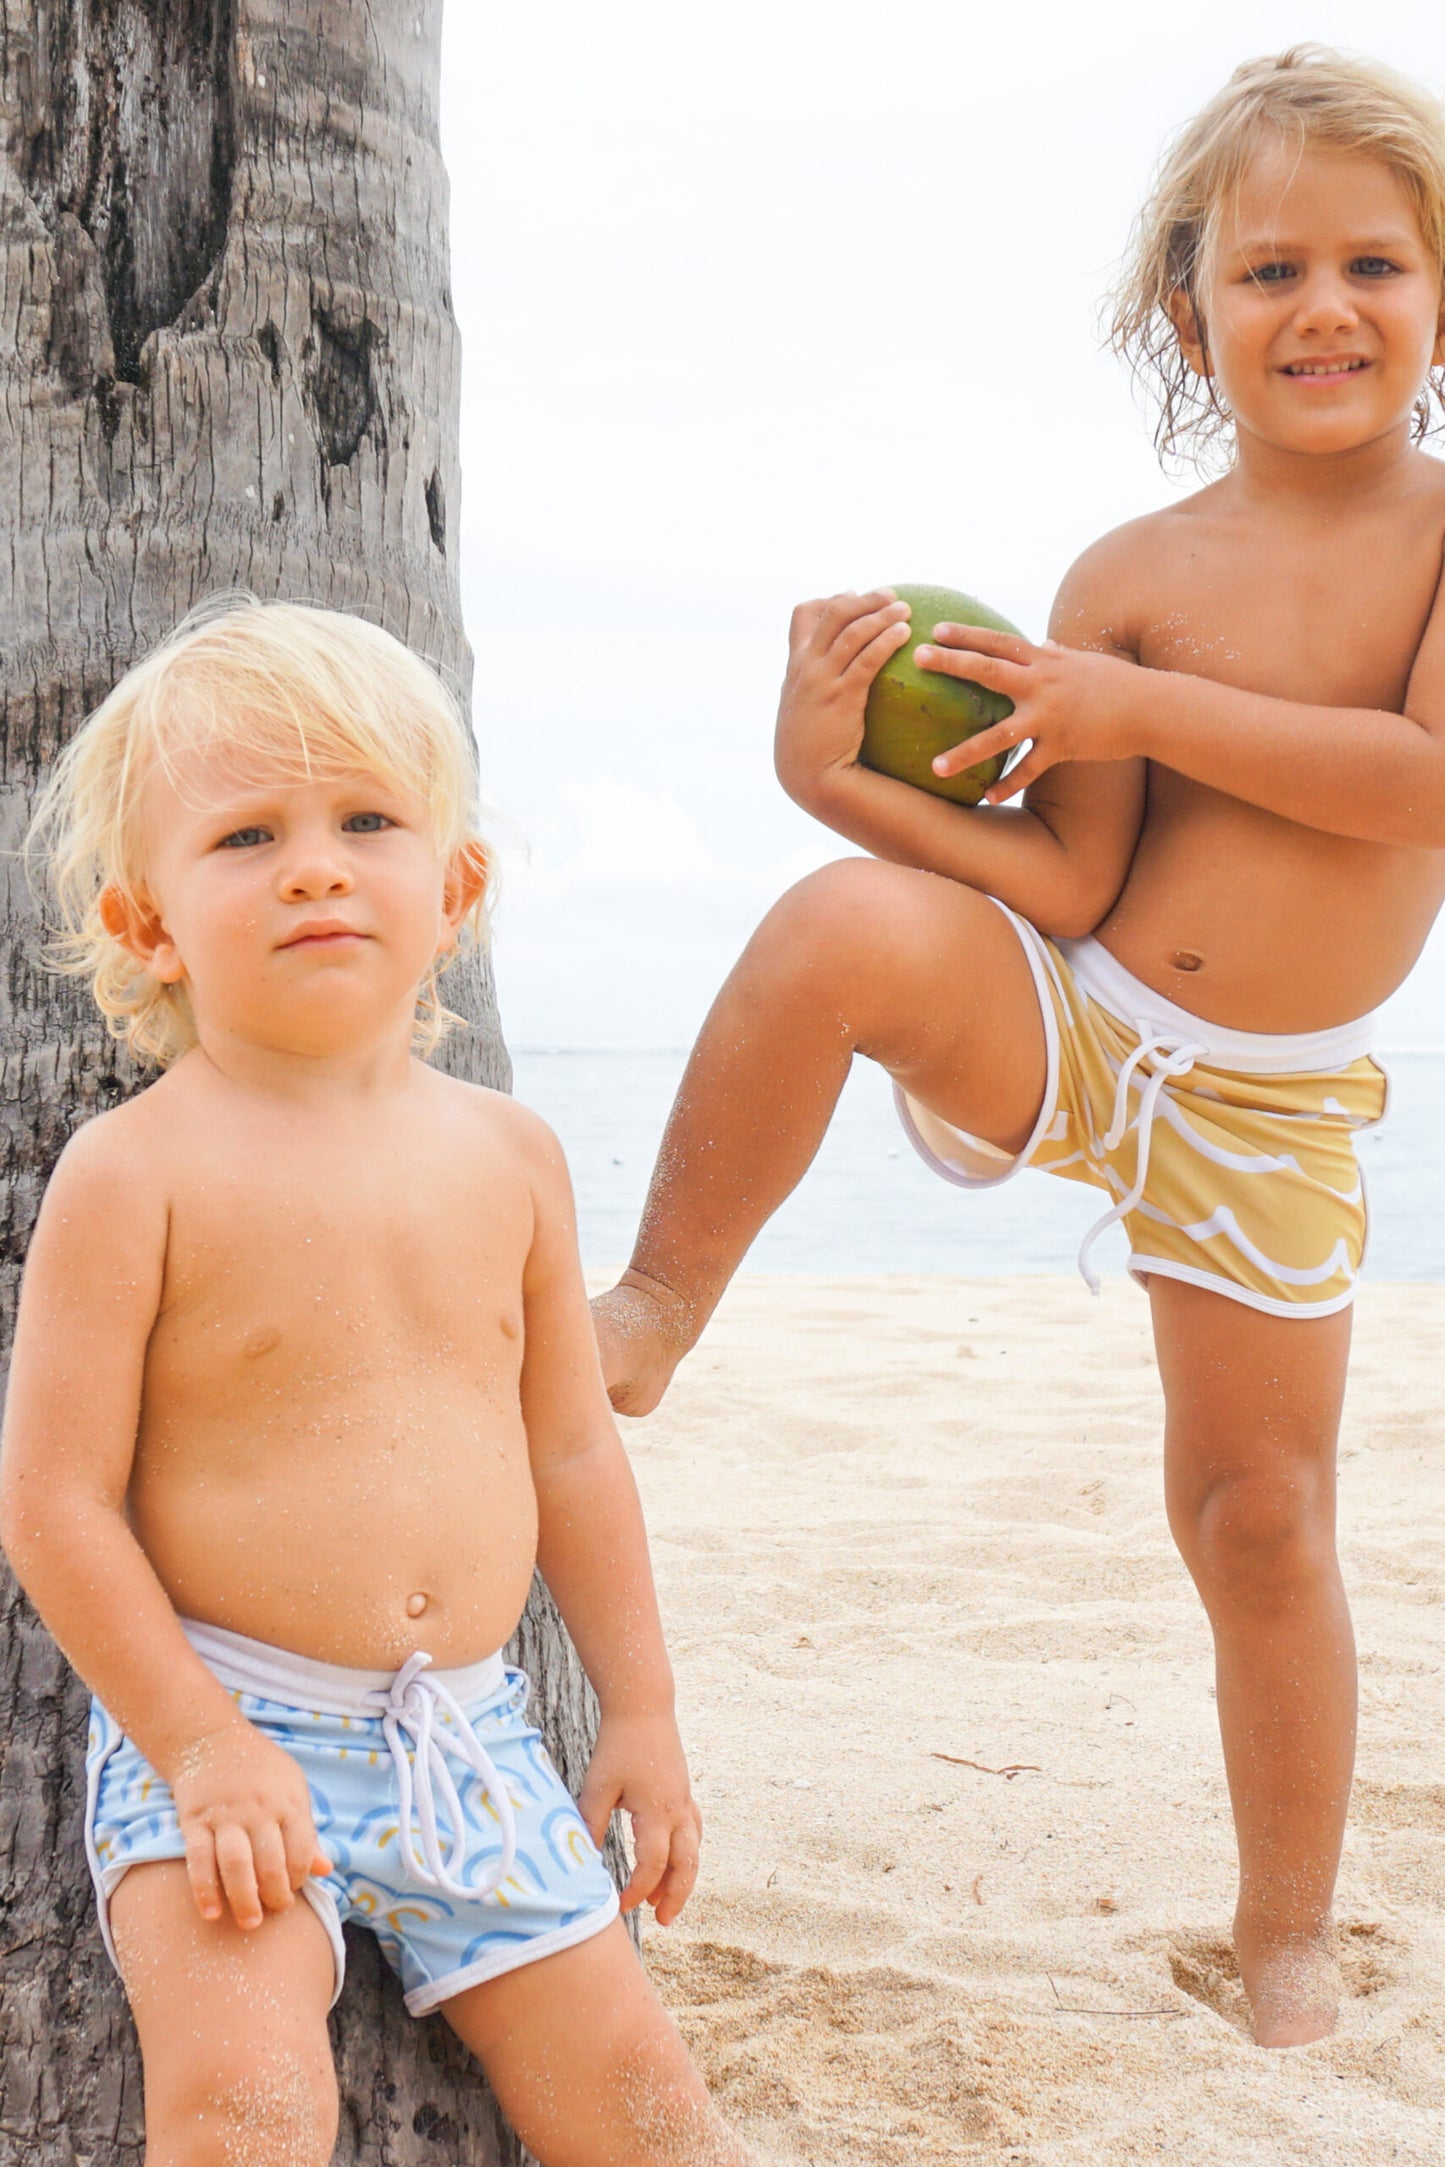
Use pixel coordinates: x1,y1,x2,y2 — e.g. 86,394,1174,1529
607,1274,1445,2165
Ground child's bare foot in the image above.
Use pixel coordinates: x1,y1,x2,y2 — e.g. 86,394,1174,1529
1237,1925,1340,2047
591,1270,702,1415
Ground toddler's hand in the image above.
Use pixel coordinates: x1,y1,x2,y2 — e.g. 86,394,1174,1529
579,1710,702,1926
918,624,1142,799
774,591,913,808
167,1718,331,1931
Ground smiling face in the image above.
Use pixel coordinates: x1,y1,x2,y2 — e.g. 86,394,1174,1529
1177,139,1445,461
104,755,483,1063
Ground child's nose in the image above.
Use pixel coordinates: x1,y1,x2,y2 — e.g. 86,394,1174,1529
278,849,353,899
1293,270,1359,333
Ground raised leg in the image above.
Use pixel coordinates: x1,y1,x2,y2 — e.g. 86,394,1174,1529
593,857,1049,1411
442,1918,754,2166
1151,1276,1356,2047
108,1860,339,2165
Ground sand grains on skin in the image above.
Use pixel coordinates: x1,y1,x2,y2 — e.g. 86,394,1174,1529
603,1275,1445,2165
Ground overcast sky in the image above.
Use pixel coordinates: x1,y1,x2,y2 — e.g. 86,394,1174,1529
439,1,1445,1050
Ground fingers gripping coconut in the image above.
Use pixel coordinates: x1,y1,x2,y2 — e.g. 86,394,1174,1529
770,584,1035,827
861,582,1021,804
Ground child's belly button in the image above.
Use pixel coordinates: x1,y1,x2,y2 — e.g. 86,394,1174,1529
406,1590,429,1618
1172,949,1205,972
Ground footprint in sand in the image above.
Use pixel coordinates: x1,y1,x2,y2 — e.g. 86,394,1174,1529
1166,1921,1399,2032
648,1937,1026,2164
1165,1936,1250,2032
1335,1919,1402,1998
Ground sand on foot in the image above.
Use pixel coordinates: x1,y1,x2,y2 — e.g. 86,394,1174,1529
606,1273,1445,2167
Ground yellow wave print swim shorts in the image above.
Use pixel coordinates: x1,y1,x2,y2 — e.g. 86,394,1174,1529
897,904,1388,1320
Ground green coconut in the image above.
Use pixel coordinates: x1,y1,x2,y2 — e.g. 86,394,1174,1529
861,582,1021,805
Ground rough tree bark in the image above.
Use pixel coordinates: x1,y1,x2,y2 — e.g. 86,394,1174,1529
0,7,617,2161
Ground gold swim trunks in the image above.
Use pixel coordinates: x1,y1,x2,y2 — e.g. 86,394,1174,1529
897,903,1388,1319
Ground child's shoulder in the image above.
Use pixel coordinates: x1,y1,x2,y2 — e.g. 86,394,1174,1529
53,1054,220,1160
38,1081,173,1238
1053,503,1198,650
419,1066,572,1181
422,1075,585,1254
1067,493,1217,580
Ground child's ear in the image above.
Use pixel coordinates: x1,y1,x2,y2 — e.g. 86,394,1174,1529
1168,286,1211,378
98,885,186,985
437,840,490,952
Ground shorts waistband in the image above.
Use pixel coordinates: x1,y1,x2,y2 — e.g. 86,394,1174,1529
180,1618,507,1716
1056,936,1378,1073
181,1620,519,1904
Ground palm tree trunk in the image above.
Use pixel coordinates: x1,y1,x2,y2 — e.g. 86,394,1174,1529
0,8,608,2159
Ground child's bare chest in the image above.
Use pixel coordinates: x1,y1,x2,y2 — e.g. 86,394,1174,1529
1098,487,1445,1027
1139,503,1445,710
146,1144,531,1423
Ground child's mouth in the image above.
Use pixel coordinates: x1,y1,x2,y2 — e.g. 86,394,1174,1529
1281,357,1370,381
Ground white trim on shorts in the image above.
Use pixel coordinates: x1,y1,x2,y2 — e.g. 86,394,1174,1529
1058,933,1379,1073
893,899,1063,1190
405,1905,621,2014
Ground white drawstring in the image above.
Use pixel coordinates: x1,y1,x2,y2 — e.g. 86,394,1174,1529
1077,1032,1208,1295
366,1652,518,1900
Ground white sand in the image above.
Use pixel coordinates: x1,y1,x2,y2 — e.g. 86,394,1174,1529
609,1275,1445,2165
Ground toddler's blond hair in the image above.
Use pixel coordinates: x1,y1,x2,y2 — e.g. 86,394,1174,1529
28,595,495,1068
1111,44,1445,467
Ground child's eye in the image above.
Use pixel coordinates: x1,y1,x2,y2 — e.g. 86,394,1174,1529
218,825,271,849
1248,261,1295,286
1351,256,1398,278
343,811,394,833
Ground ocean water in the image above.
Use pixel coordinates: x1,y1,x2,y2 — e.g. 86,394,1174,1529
512,1045,1445,1281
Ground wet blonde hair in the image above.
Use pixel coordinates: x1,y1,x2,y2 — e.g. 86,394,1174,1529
28,594,496,1068
1110,44,1445,468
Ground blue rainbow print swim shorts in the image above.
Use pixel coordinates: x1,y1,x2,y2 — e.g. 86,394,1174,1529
85,1619,619,2014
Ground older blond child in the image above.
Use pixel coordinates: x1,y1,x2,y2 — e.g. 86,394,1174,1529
594,45,1445,2046
0,601,752,2167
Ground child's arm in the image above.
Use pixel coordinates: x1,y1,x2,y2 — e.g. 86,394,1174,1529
774,581,1147,937
0,1120,329,1930
515,1108,700,1925
927,543,1445,847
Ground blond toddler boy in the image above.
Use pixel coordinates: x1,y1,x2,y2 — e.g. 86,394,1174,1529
0,602,752,2167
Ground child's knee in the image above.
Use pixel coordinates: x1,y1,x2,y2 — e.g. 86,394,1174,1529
148,2044,338,2167
753,857,978,993
1173,1461,1337,1598
758,858,895,963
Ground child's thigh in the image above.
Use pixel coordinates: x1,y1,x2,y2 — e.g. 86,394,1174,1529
442,1919,745,2167
109,1861,338,2164
774,860,1050,1151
